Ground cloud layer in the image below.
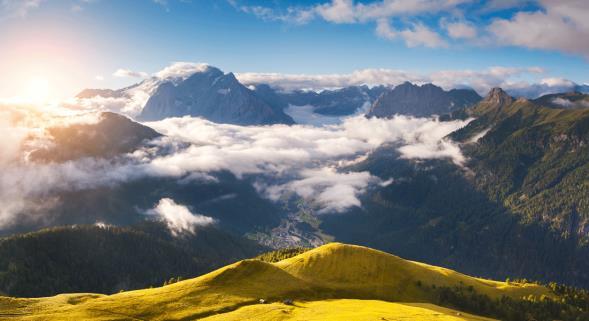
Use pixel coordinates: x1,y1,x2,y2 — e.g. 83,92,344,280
237,66,567,97
0,104,470,228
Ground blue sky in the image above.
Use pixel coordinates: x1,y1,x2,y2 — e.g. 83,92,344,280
0,0,588,100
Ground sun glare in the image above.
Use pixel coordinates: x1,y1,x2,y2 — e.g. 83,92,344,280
24,77,51,103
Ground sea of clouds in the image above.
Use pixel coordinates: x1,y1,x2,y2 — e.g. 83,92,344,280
0,103,470,231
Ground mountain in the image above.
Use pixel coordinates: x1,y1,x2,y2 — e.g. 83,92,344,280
452,88,589,242
253,84,387,116
292,88,589,290
367,82,481,118
2,243,587,321
138,66,294,125
532,92,589,109
576,84,589,94
29,112,161,162
0,222,264,297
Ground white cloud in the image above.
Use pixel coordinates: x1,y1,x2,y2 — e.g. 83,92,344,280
444,21,477,39
237,65,549,96
315,0,471,23
139,115,470,211
238,5,315,24
315,0,355,23
236,0,589,58
95,75,104,81
377,19,448,48
399,23,449,48
236,0,463,48
551,97,573,108
551,97,589,109
145,198,215,236
264,167,376,213
488,0,589,58
154,62,211,80
0,103,471,226
113,69,149,79
503,77,577,98
64,94,148,117
0,0,43,19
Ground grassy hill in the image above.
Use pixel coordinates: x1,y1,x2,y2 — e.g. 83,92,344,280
0,243,568,321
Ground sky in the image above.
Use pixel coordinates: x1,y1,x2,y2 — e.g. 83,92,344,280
0,0,588,101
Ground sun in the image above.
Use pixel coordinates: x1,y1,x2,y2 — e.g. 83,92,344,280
24,77,51,103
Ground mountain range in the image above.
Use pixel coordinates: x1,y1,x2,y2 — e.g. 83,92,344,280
78,72,481,122
252,84,387,116
317,88,589,289
77,65,589,125
4,65,589,307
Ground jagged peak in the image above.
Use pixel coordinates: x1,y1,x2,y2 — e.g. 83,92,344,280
483,87,513,105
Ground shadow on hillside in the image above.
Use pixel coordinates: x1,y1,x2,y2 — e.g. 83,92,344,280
321,145,589,288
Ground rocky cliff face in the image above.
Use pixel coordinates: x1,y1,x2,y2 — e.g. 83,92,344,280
138,66,294,125
367,82,481,118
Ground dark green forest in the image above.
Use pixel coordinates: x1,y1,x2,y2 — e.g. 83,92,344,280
0,222,263,297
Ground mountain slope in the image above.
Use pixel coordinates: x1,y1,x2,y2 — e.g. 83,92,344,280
533,92,589,109
30,112,160,162
200,300,494,321
452,88,589,242
138,66,294,125
0,243,558,321
0,223,263,297
367,82,481,118
313,91,589,288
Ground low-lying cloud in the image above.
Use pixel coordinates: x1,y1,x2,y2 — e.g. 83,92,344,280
145,198,215,236
0,104,471,229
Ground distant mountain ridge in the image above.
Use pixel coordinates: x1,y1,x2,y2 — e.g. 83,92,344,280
253,84,387,116
533,92,589,109
367,82,482,118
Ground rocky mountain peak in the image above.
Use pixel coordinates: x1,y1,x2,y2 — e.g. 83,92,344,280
484,87,513,106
